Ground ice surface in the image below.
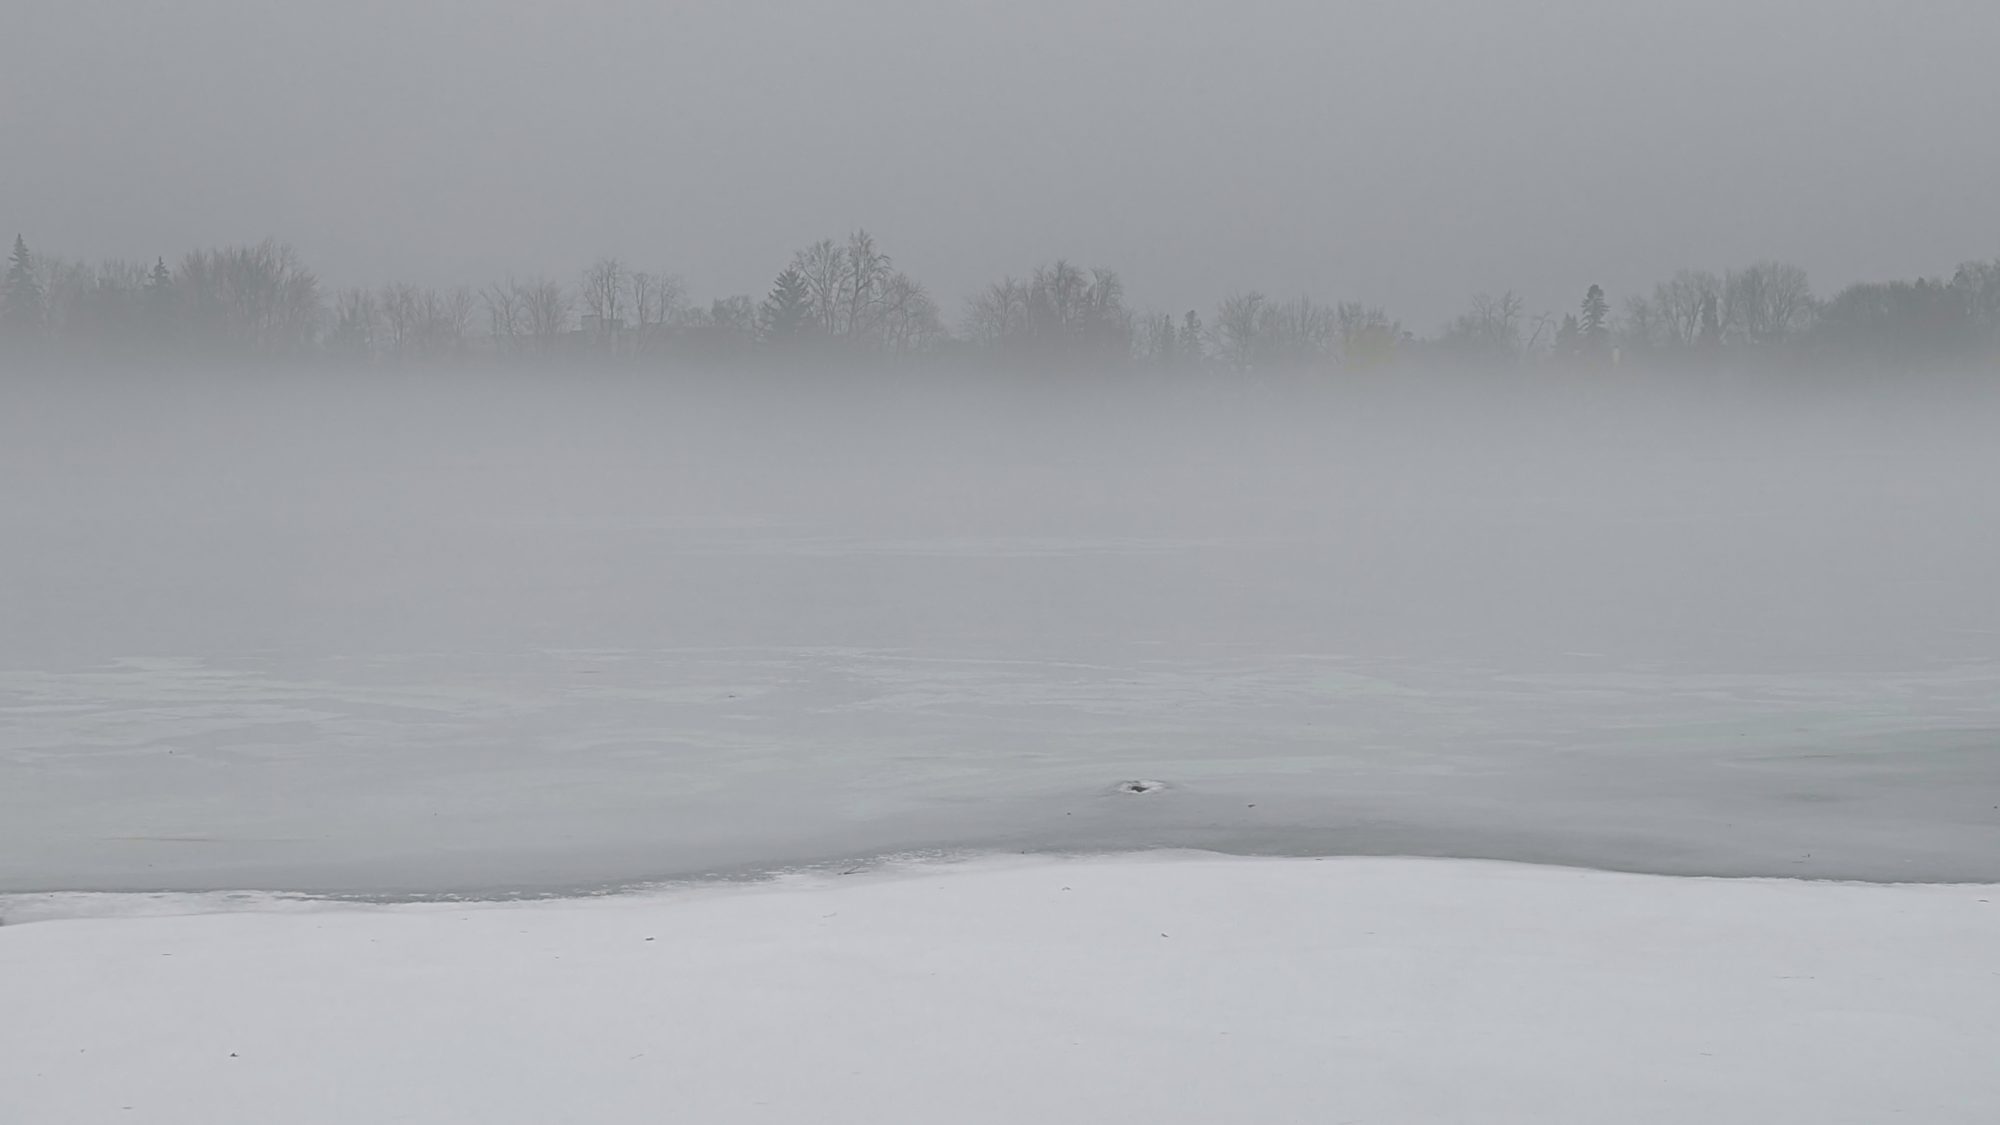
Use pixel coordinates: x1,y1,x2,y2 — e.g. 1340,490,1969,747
4,370,1998,894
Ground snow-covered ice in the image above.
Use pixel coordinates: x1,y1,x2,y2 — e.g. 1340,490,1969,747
4,853,1997,1125
6,646,1999,893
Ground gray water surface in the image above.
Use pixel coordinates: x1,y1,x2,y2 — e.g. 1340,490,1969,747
6,373,1998,895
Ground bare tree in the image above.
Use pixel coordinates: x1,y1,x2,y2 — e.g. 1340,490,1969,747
377,282,420,360
1953,259,2000,356
169,240,321,356
672,294,758,357
1337,302,1399,368
519,276,573,351
782,231,897,345
1258,296,1338,368
1653,269,1723,348
791,239,846,336
878,271,942,355
329,287,379,362
1619,295,1662,355
481,279,524,356
630,270,684,342
1215,291,1266,370
1031,260,1090,339
1083,268,1132,358
579,258,626,331
963,277,1031,349
1436,291,1524,363
1724,261,1813,348
841,230,892,343
709,294,758,342
963,261,1129,362
37,256,131,348
437,286,475,357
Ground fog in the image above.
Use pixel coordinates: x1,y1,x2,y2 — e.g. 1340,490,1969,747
5,366,1998,895
7,0,2000,899
8,0,2000,321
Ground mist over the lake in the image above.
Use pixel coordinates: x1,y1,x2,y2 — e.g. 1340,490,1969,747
5,365,1997,894
5,0,2000,899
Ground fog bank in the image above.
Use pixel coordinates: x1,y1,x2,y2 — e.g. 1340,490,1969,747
4,366,1997,893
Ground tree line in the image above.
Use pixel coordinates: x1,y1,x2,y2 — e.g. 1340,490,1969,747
4,230,1998,373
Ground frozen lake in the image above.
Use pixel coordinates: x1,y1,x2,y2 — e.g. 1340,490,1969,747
5,369,1998,894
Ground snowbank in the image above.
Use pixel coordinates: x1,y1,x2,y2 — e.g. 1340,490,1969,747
4,854,1995,1124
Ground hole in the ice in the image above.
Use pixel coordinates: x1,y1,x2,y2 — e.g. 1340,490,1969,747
1116,779,1168,795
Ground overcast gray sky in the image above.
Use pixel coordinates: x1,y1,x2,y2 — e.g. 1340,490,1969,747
5,0,1997,326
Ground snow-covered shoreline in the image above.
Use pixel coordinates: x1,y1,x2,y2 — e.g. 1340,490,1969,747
3,843,1994,929
6,852,1995,1124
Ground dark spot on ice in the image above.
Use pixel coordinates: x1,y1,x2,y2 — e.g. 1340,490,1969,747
1116,779,1168,795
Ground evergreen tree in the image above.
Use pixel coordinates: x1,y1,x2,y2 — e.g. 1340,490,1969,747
144,257,176,338
759,266,814,344
1554,313,1580,362
1178,310,1204,366
1153,314,1176,368
2,234,45,343
1580,284,1610,357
